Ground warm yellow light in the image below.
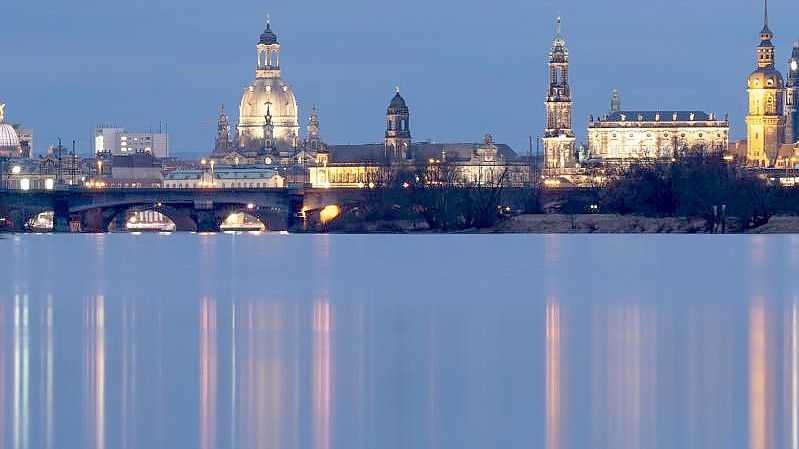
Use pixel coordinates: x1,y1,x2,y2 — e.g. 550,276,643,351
45,178,55,190
723,155,734,162
319,205,341,224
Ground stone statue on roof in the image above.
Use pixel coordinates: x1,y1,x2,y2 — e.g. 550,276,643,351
0,103,5,124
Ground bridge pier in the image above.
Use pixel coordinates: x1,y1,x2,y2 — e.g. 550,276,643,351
194,209,220,233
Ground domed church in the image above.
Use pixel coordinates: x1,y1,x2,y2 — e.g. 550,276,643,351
0,103,22,158
237,19,300,152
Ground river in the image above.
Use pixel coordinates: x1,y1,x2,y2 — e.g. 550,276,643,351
0,233,796,449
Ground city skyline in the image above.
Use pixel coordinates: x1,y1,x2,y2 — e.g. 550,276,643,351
3,0,799,155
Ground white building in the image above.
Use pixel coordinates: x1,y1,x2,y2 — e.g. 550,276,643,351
95,127,169,158
163,167,284,189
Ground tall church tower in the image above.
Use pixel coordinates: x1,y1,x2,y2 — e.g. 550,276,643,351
745,0,786,167
543,16,576,170
213,102,230,155
385,87,411,160
786,42,799,144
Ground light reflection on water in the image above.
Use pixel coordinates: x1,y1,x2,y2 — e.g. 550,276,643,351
4,234,799,448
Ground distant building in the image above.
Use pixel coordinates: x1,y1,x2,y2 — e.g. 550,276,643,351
110,153,164,181
786,42,799,144
308,90,531,189
0,103,24,158
95,127,169,158
588,104,729,161
163,166,284,189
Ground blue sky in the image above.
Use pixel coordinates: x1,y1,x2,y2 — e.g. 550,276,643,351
2,0,798,156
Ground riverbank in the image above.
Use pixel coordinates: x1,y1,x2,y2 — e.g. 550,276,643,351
324,214,799,234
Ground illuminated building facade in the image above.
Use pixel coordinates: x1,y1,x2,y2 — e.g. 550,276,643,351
308,91,531,188
786,42,799,144
236,19,300,152
0,103,24,158
542,16,576,171
588,105,729,161
95,127,169,158
163,167,284,189
745,3,787,167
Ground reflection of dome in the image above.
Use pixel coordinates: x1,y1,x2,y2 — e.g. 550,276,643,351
0,123,21,157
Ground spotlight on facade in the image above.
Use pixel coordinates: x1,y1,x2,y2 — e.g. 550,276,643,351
11,165,21,174
246,203,255,210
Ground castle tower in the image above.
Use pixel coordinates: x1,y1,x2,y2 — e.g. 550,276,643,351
745,0,786,166
213,102,230,155
385,87,411,160
543,15,576,170
786,42,799,144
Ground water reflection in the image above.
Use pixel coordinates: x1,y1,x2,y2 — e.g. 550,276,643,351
7,235,799,448
200,298,217,449
313,301,333,449
592,304,657,449
789,301,799,449
13,294,30,449
85,296,105,449
545,301,563,449
750,299,775,449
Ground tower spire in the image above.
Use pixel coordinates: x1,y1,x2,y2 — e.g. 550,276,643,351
764,0,768,29
556,14,561,37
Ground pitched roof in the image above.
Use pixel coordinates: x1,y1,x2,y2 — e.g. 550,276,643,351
325,142,519,164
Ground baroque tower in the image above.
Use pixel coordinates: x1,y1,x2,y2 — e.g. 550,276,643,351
543,16,576,170
385,87,411,160
745,0,786,167
786,42,799,144
307,106,321,152
213,102,229,155
237,17,300,152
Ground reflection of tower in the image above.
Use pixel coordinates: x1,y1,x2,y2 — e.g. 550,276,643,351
85,296,105,449
546,301,563,449
199,298,217,449
745,1,786,167
385,87,411,160
313,301,333,449
750,300,775,449
786,43,799,144
543,16,576,170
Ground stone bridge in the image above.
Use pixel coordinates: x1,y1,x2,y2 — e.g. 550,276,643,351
0,187,375,233
0,188,306,232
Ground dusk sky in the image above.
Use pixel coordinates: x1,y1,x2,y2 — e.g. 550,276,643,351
2,0,798,156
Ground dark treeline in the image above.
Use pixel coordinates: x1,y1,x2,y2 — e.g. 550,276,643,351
325,155,799,232
592,155,795,229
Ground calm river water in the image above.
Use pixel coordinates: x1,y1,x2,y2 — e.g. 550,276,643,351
0,233,797,449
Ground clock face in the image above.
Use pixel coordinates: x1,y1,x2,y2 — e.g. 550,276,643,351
793,60,798,71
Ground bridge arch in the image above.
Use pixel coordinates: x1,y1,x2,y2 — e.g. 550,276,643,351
106,204,197,232
216,203,287,232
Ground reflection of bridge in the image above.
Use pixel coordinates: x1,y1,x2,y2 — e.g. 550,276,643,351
0,188,369,232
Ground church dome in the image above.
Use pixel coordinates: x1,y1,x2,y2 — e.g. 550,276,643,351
749,67,784,89
0,123,21,156
238,77,299,148
388,92,408,114
259,23,278,45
